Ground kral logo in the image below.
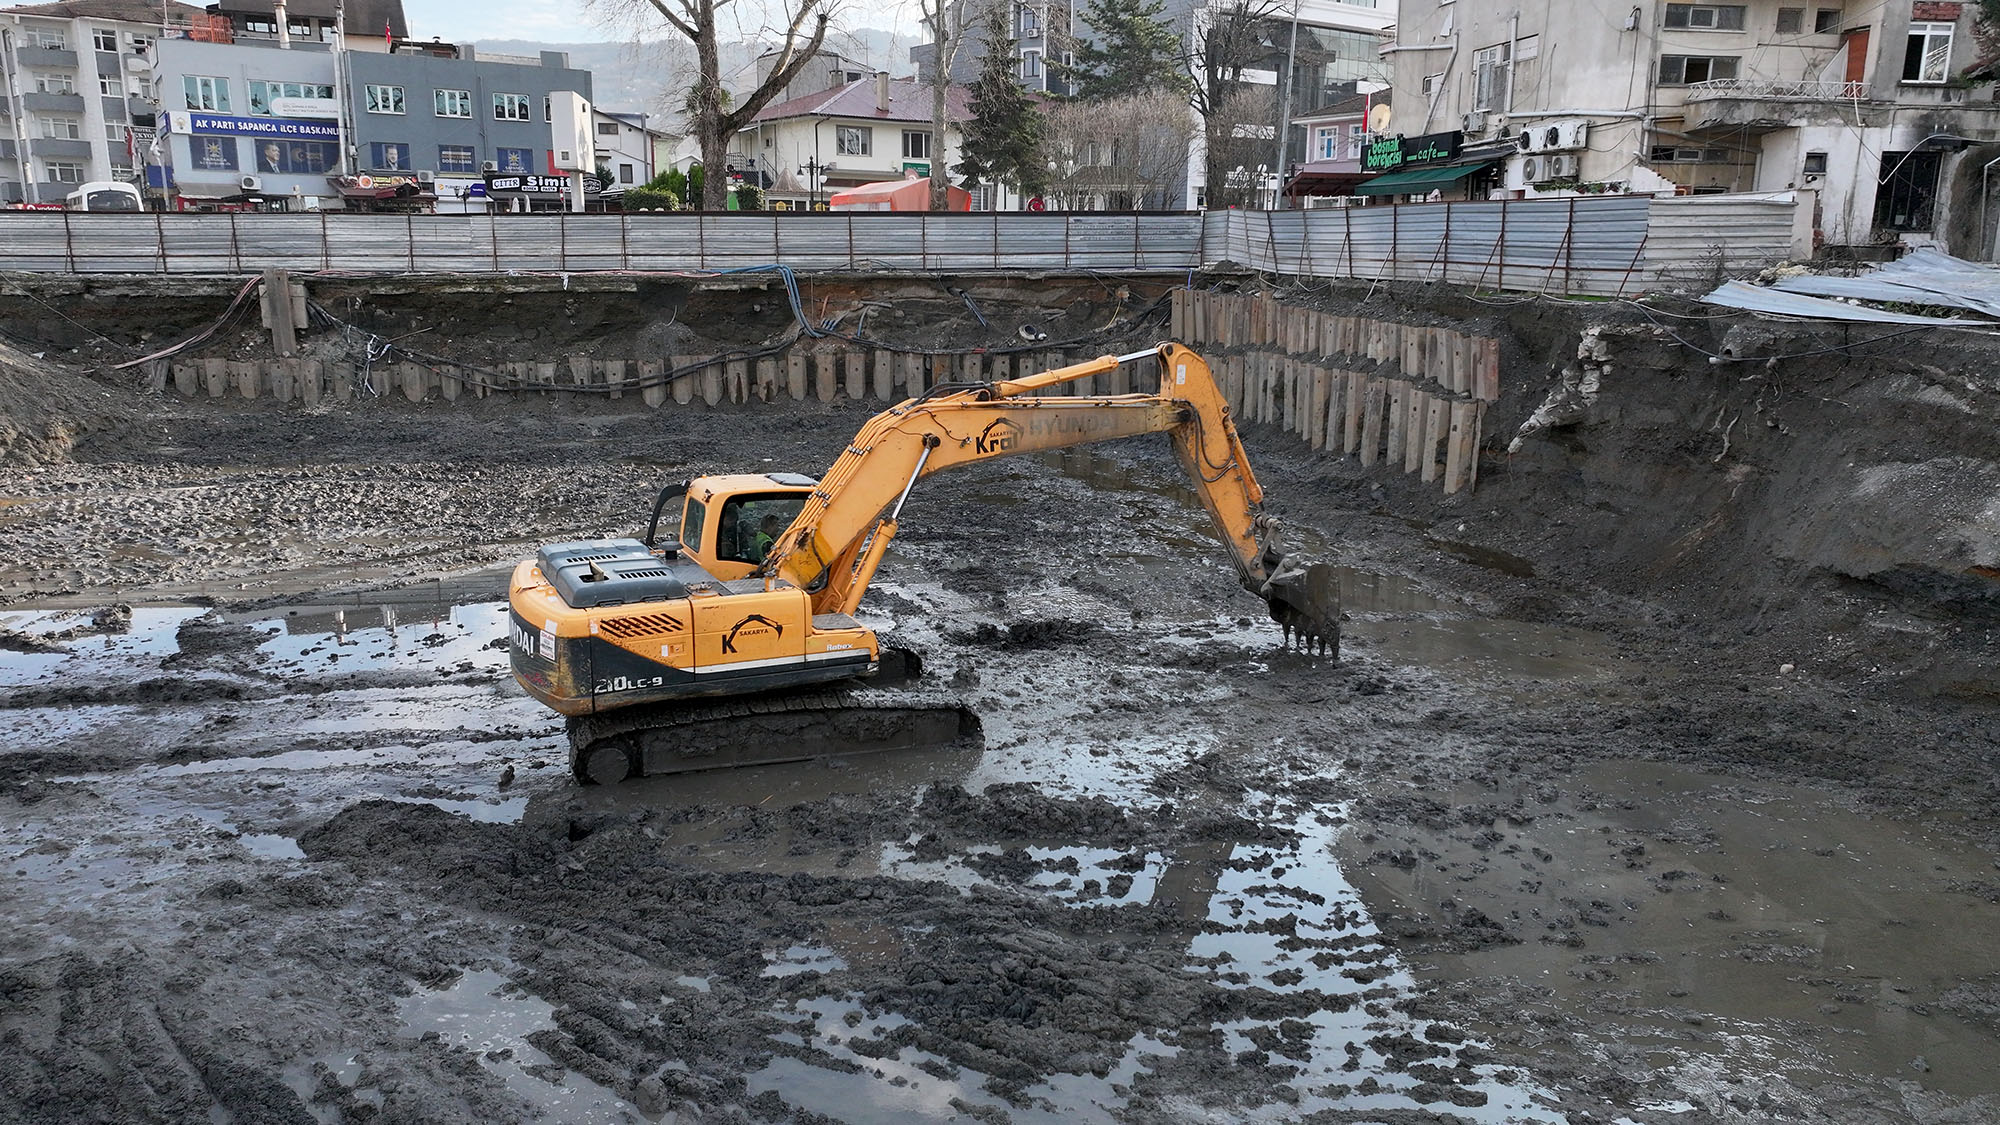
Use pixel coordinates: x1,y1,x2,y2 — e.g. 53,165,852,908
976,418,1021,455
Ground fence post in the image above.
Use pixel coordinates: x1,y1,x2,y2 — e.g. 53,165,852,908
1497,199,1507,291
559,212,568,271
407,213,415,273
1441,202,1452,285
1565,197,1577,293
992,209,1001,270
154,212,168,273
228,212,241,272
61,212,75,272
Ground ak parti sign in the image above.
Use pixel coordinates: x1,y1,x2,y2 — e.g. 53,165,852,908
1361,131,1464,173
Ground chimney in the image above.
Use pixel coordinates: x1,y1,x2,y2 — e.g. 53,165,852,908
875,71,889,113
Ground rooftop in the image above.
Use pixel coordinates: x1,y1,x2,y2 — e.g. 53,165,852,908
0,0,205,21
753,74,971,125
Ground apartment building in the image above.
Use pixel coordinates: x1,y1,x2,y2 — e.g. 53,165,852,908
593,107,669,190
150,33,592,209
1384,0,2000,251
0,0,205,204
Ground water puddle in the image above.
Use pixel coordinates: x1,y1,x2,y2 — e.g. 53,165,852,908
395,968,644,1122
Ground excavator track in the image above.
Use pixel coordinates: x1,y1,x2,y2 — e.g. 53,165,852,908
567,685,983,784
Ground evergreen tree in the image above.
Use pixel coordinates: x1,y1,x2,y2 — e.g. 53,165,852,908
1067,0,1189,102
956,1,1048,201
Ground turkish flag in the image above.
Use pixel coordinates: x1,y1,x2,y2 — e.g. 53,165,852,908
384,20,392,47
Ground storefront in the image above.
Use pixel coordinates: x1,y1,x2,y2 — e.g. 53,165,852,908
1353,131,1499,202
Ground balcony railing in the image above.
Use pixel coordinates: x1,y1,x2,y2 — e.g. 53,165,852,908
1685,78,1867,100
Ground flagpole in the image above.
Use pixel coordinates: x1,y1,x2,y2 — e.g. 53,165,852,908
332,2,351,175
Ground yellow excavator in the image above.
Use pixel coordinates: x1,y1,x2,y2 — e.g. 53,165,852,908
510,342,1339,783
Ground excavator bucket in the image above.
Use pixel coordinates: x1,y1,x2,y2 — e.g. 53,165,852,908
1254,558,1341,658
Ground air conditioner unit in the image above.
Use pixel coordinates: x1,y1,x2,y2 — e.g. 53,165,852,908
416,169,435,184
1024,26,1040,38
1548,153,1580,178
1557,121,1589,150
1515,129,1533,152
239,174,262,190
481,160,499,172
1520,156,1543,182
1461,112,1483,136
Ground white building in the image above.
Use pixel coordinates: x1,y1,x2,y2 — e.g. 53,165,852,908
593,107,668,190
1384,0,2000,253
739,72,969,209
0,0,206,204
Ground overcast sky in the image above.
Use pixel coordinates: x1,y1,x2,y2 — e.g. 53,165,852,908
403,0,921,44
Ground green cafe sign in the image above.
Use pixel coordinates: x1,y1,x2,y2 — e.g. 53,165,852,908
1362,131,1465,173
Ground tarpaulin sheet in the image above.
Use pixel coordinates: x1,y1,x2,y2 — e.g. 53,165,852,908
1769,248,2000,319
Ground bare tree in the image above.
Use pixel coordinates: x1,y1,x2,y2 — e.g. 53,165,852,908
596,0,838,209
1187,0,1283,209
1043,89,1194,209
919,0,974,209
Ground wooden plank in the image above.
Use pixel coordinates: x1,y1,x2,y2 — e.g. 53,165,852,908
329,361,352,402
403,360,429,402
1467,403,1485,490
1403,386,1426,473
201,358,228,398
1360,379,1385,466
639,359,666,407
815,353,839,402
901,352,924,396
1385,381,1407,464
1421,395,1446,483
705,359,728,406
1325,370,1345,452
1444,400,1475,493
873,350,895,400
436,358,458,402
1474,337,1501,401
1170,288,1186,339
298,359,321,405
673,356,697,405
1309,366,1330,449
1343,369,1363,454
599,358,623,400
843,350,865,400
930,353,951,391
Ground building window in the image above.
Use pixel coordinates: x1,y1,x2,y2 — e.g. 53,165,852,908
368,142,410,171
435,88,472,117
27,30,66,49
105,123,128,141
129,34,152,51
1663,4,1747,29
495,146,533,173
597,121,620,135
46,161,86,183
242,17,277,34
91,28,117,51
438,145,476,173
902,130,931,160
250,80,333,114
1802,151,1828,174
99,76,120,96
1315,126,1337,160
1813,8,1840,32
1650,145,1732,162
1775,7,1802,32
836,125,872,156
1472,43,1510,110
543,96,552,122
1021,7,1040,35
1021,49,1042,79
287,20,312,37
494,93,530,121
1657,54,1739,84
619,162,634,183
1875,150,1940,230
365,84,405,114
110,162,133,179
41,116,81,140
36,72,77,94
1421,72,1443,95
1902,22,1953,83
1348,123,1366,157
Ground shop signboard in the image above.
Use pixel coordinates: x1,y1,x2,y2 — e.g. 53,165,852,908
1361,131,1464,173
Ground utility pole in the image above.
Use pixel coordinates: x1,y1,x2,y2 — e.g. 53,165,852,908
1271,0,1299,210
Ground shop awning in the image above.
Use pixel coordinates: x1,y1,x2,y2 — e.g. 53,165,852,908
1283,159,1367,198
1353,161,1496,196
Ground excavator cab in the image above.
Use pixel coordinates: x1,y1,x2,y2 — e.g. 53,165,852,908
666,474,816,581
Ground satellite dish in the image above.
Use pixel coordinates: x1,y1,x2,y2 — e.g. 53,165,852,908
1368,104,1393,133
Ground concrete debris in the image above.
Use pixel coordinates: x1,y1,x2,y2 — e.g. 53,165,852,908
1509,327,1609,452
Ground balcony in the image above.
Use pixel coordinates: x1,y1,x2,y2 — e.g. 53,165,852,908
16,45,78,68
32,137,95,159
22,91,86,113
1681,77,1874,132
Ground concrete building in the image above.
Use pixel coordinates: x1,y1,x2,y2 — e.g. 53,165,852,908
205,0,405,52
0,0,206,204
594,107,669,190
910,0,1396,209
147,31,592,209
739,72,969,209
1383,0,2000,253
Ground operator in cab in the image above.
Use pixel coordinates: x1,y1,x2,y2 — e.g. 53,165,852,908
752,514,782,562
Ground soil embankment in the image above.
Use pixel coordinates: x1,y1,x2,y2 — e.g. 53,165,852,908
0,274,1994,1125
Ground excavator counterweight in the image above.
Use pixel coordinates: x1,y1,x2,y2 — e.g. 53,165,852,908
508,342,1338,782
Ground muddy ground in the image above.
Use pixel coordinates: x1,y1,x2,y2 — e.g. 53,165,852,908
1,278,1997,1125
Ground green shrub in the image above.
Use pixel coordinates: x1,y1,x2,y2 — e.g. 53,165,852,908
735,184,766,211
622,185,681,211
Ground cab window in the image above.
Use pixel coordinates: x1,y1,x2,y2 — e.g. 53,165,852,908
716,493,807,564
681,497,707,554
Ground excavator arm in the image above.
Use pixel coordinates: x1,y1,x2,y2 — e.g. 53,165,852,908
760,342,1339,653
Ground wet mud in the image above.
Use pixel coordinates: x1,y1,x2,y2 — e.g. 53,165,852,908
2,304,1998,1125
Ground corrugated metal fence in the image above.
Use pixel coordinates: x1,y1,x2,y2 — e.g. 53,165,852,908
0,211,1205,274
1205,194,1800,296
0,194,1798,294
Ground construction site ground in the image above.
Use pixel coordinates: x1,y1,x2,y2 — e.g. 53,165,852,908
0,276,1996,1125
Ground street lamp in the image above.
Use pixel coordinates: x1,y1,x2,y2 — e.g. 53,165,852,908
799,157,834,209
